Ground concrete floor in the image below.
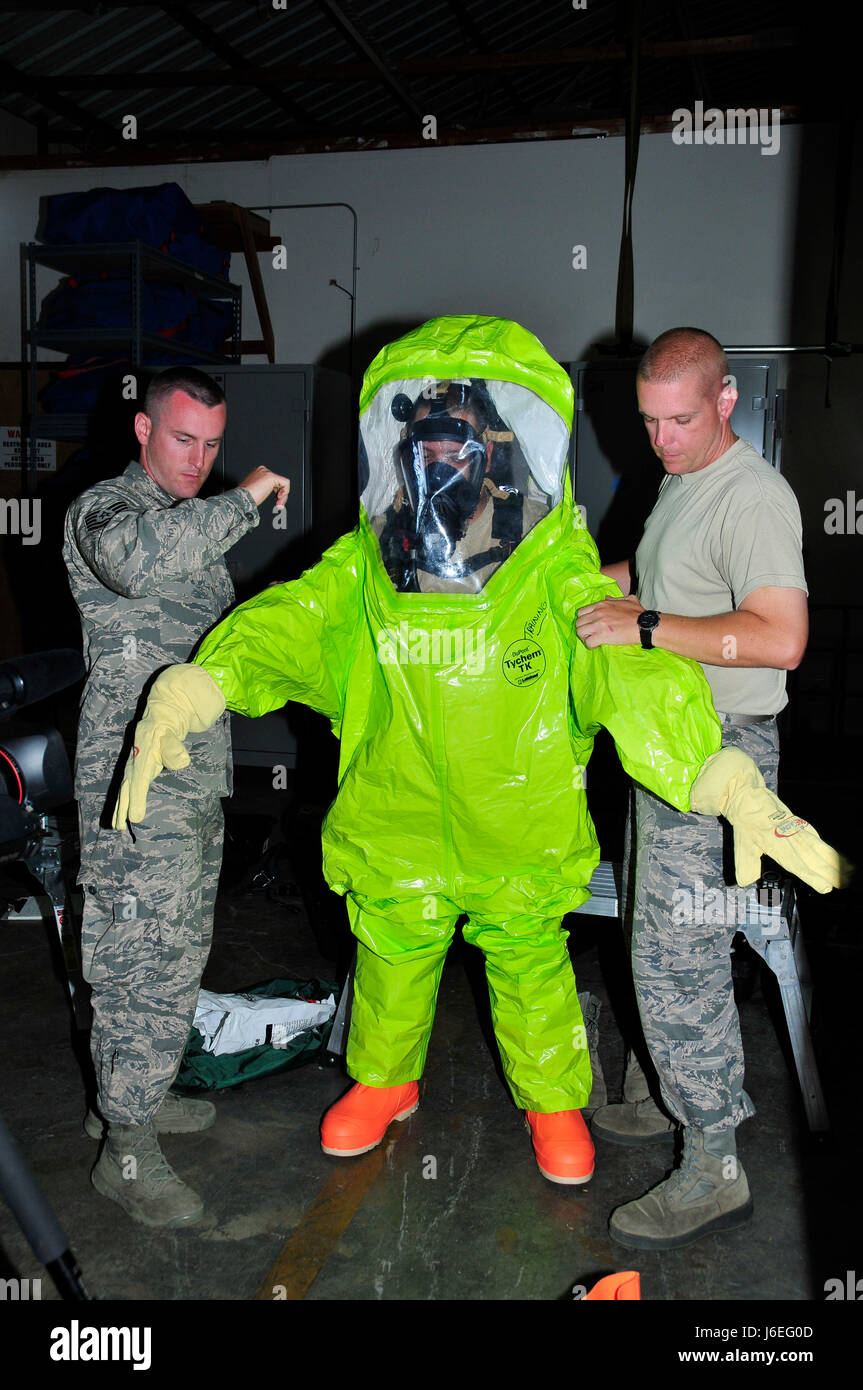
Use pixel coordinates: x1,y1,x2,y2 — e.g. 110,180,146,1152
0,772,859,1307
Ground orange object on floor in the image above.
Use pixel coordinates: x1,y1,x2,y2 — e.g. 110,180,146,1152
524,1109,595,1184
583,1271,641,1300
321,1081,419,1156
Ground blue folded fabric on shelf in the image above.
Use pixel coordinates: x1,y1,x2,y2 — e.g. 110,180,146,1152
39,277,232,342
40,302,233,414
39,181,230,280
39,276,200,333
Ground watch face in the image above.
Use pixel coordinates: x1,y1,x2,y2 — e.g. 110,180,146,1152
639,611,660,630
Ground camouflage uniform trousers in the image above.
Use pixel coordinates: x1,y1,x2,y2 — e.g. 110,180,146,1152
77,784,224,1127
623,716,780,1132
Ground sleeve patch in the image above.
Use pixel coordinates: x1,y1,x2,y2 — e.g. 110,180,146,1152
84,500,128,533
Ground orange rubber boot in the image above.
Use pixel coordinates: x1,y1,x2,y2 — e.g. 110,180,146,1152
583,1271,641,1300
321,1081,419,1156
525,1109,595,1184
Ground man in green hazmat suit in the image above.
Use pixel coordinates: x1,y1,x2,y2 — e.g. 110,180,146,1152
113,315,843,1189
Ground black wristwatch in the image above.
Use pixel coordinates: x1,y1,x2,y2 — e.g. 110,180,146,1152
637,610,661,649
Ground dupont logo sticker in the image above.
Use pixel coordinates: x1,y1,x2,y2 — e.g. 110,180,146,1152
502,638,546,687
774,817,808,838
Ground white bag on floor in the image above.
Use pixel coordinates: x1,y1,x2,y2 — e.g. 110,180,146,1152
194,989,336,1056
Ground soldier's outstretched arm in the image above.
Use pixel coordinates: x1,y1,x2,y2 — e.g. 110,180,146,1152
113,531,363,825
68,485,259,598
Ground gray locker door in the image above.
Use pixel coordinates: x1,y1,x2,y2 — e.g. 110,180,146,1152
212,367,310,593
722,359,781,468
209,367,310,768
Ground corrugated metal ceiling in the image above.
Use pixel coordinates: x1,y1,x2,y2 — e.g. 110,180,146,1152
0,0,814,165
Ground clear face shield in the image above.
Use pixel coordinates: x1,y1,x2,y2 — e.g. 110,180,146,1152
360,378,568,594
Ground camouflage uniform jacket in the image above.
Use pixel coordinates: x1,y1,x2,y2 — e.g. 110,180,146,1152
63,460,259,801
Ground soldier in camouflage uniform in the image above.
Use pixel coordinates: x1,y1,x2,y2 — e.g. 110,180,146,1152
577,328,809,1250
63,366,290,1227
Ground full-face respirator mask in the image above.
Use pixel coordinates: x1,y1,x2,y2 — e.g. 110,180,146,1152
392,382,495,578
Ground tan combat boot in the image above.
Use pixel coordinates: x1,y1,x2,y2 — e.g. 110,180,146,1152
622,1049,651,1102
591,1049,675,1143
609,1126,753,1250
91,1120,204,1227
84,1091,216,1140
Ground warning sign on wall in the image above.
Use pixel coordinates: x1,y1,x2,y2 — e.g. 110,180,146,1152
0,427,56,471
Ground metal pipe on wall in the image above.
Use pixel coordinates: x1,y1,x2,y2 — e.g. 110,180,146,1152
247,201,358,392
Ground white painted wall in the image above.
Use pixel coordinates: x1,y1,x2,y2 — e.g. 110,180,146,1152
4,121,857,603
1,125,816,370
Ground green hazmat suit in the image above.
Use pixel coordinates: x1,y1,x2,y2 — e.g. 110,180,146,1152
194,315,722,1111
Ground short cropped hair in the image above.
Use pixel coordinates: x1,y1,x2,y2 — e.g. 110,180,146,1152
637,328,729,398
143,367,225,422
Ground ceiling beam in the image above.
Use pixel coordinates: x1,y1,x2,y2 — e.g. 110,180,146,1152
0,31,800,93
158,2,318,127
672,0,714,109
0,1,267,5
313,0,426,120
0,57,123,148
442,0,532,122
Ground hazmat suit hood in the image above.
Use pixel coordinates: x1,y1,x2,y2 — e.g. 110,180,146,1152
358,316,574,594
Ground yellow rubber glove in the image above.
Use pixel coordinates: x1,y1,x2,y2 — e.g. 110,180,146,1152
690,747,849,894
112,664,226,827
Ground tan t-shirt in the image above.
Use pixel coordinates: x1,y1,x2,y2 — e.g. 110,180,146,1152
635,438,807,715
